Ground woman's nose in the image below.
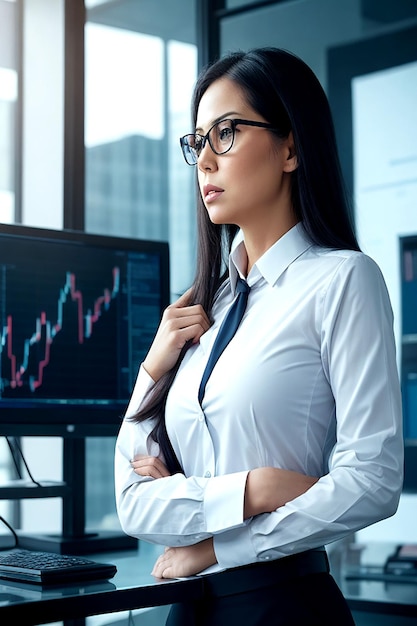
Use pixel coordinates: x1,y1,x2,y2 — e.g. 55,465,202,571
197,139,217,172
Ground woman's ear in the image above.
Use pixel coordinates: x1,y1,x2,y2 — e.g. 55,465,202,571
283,131,298,172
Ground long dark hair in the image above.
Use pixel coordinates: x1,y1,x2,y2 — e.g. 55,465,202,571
130,47,360,474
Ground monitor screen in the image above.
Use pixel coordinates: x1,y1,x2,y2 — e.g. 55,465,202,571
0,223,170,436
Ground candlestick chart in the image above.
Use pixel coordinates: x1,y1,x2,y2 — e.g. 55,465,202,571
0,239,163,405
1,266,123,401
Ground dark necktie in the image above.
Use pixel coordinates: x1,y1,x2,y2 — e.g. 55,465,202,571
198,277,250,405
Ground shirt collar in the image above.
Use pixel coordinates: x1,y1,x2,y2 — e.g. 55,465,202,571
229,223,313,292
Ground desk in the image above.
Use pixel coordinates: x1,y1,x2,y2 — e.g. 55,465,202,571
0,541,416,625
0,542,202,625
331,542,417,625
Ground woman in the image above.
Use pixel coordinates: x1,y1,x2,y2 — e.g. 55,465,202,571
115,48,403,625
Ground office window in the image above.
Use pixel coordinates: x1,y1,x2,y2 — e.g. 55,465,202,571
21,0,64,229
84,0,197,534
0,0,65,230
0,0,18,224
85,0,197,300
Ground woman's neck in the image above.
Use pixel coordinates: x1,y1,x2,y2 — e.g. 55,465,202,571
242,216,299,275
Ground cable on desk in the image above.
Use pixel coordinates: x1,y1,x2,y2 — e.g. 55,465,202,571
5,436,42,488
0,515,18,549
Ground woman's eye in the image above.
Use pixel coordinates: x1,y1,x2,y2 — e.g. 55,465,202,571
218,127,233,141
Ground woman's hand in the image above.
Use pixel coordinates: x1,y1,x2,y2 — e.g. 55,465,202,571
130,455,171,479
143,289,211,382
151,538,216,579
244,467,319,518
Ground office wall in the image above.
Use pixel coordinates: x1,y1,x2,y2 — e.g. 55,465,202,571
220,0,417,89
221,0,361,88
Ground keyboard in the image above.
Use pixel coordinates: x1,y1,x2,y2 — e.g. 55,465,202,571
0,549,117,585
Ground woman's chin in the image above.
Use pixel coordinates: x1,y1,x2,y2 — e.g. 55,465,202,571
206,206,232,225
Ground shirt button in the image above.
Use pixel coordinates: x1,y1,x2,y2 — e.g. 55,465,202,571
198,414,204,422
204,471,211,478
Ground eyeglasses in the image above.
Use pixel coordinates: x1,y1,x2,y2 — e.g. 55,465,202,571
179,118,278,166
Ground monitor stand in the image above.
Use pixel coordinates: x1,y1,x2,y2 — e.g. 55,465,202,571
15,530,137,555
2,438,138,555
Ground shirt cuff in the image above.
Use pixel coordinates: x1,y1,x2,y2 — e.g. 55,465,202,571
204,470,248,534
213,523,257,569
124,364,155,418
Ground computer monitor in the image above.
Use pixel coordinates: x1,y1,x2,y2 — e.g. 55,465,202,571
0,223,170,437
0,223,170,553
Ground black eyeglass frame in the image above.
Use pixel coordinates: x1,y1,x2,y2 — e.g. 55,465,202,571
179,118,279,165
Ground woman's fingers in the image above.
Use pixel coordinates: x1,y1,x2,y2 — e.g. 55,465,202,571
174,288,193,307
164,317,211,350
164,300,211,335
131,455,171,479
143,292,211,381
151,540,216,579
166,289,211,330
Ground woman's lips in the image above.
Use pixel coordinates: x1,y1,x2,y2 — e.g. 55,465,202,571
203,184,224,203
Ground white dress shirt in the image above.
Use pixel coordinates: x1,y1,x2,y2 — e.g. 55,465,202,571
115,223,403,574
